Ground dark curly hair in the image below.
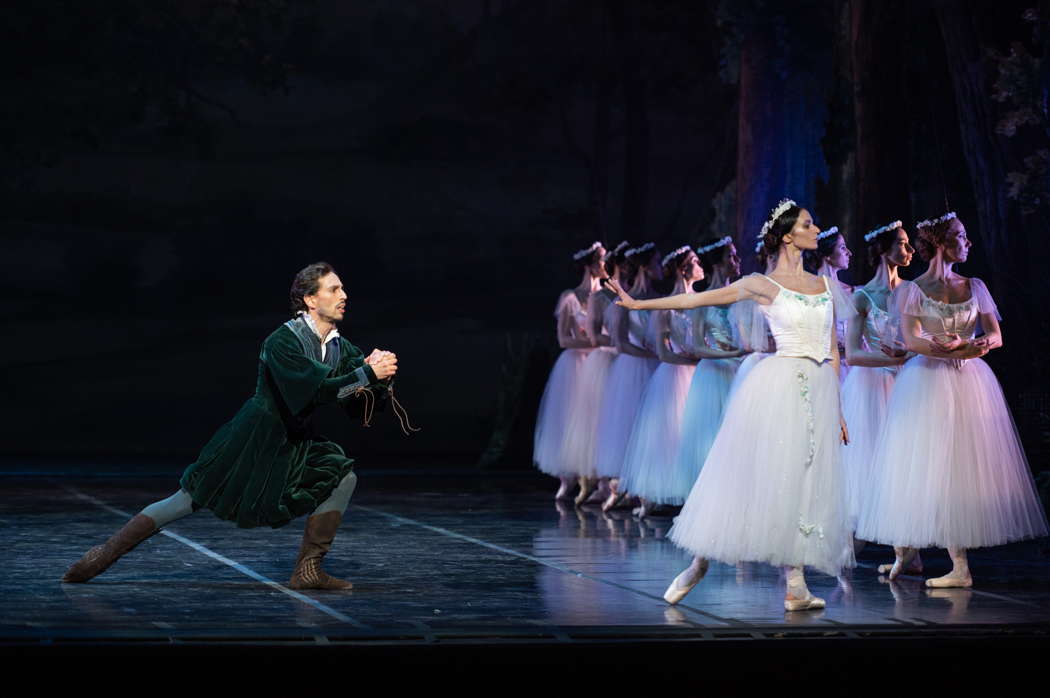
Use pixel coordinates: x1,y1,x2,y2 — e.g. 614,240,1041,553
760,204,802,257
623,244,660,284
915,217,959,262
572,245,604,273
697,237,734,277
290,261,335,313
661,246,694,278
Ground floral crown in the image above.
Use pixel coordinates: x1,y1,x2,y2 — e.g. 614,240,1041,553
606,240,631,259
754,239,764,254
572,241,602,261
915,211,957,230
864,220,902,242
661,245,693,268
697,236,733,255
758,198,797,241
816,226,839,242
624,242,656,258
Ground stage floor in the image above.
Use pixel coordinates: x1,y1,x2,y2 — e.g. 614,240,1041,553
4,469,1050,649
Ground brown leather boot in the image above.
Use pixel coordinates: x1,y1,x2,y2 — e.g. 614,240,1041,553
62,514,158,583
288,510,353,590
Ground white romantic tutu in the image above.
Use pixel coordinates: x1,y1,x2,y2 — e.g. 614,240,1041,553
726,352,770,402
668,357,741,501
594,354,659,479
855,356,1048,549
559,347,617,478
619,362,697,504
668,356,854,576
534,348,591,477
840,365,897,530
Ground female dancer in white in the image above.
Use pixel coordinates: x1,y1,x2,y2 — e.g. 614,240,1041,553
618,246,703,516
534,241,605,500
595,243,663,511
855,212,1048,585
609,200,855,611
563,241,631,505
841,221,914,558
806,226,854,382
669,236,749,503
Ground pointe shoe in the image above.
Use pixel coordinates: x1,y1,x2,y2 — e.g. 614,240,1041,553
887,548,919,581
554,481,572,501
878,550,923,576
574,479,597,507
925,572,972,588
601,490,626,513
586,482,611,504
663,559,709,605
784,592,826,612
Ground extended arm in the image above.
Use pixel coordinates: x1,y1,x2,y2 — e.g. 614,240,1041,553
608,275,776,311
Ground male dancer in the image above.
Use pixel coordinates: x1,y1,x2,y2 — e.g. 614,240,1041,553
63,262,398,590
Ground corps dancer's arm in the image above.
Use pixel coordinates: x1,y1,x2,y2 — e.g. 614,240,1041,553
610,304,656,358
587,292,612,347
844,298,906,368
899,315,989,360
556,293,592,349
830,318,849,445
972,312,1003,352
654,310,697,366
692,309,747,359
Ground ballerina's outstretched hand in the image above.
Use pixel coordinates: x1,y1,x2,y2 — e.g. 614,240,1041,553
606,279,639,309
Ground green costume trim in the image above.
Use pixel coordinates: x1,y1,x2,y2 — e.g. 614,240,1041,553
180,324,386,528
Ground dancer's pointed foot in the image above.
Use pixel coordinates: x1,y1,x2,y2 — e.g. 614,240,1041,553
574,477,597,507
784,566,825,612
554,479,573,501
878,550,923,576
664,558,709,605
63,514,158,583
885,547,919,581
586,479,611,504
925,571,972,588
601,490,626,513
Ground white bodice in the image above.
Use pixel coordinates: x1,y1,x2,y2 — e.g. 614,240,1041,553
759,276,834,363
704,305,735,349
855,288,892,351
628,309,650,348
667,309,692,355
555,290,589,340
905,286,981,341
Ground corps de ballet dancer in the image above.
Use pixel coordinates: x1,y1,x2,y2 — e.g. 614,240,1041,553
806,226,854,382
855,211,1048,586
534,241,605,501
594,243,663,511
669,236,749,503
610,199,856,611
840,220,914,558
618,246,704,516
562,241,631,505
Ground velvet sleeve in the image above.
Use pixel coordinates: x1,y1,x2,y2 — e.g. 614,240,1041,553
331,339,389,415
260,327,339,415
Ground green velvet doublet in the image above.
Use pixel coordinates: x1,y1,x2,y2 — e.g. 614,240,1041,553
180,320,384,528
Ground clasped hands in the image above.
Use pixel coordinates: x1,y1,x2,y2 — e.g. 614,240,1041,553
929,333,990,359
365,348,398,380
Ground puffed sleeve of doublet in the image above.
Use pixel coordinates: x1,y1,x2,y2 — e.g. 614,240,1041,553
261,328,342,415
969,278,1002,321
890,280,924,318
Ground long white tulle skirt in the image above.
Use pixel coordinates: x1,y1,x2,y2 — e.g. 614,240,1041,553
594,354,659,479
840,365,897,530
619,362,697,504
726,352,771,402
559,347,617,478
668,357,741,501
668,356,854,576
534,348,591,477
855,356,1048,549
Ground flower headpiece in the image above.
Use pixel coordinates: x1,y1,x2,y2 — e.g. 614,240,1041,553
915,211,957,230
661,245,693,268
572,241,602,261
697,236,733,255
607,240,631,259
816,226,839,242
864,220,902,242
754,239,764,254
624,242,656,258
758,198,797,241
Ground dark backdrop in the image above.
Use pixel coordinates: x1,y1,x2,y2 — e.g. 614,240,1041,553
2,1,1048,472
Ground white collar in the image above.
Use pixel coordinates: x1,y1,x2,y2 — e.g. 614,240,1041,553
299,312,340,345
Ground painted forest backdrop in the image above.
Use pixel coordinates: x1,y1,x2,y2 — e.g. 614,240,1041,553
2,1,1048,475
